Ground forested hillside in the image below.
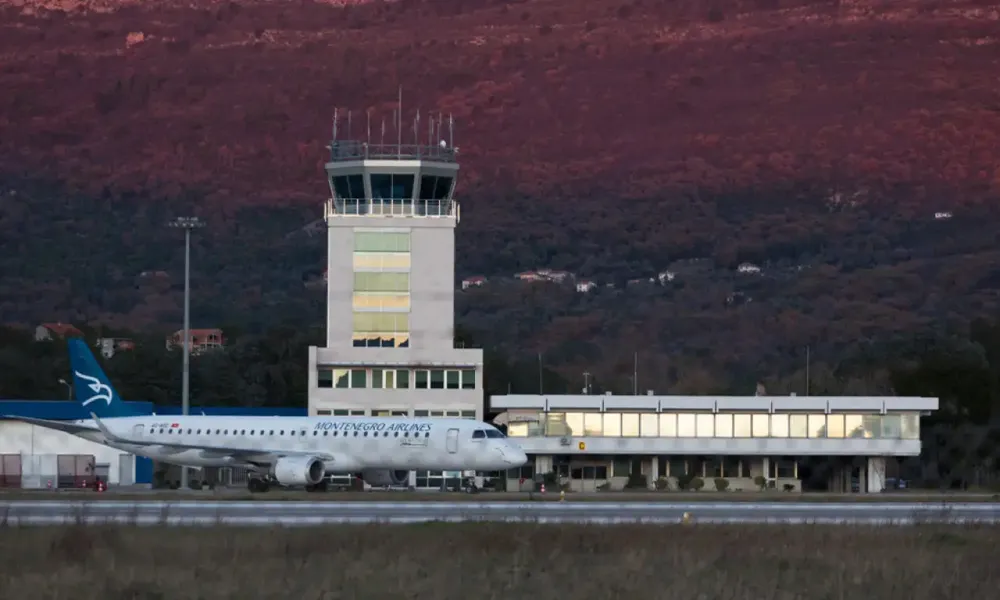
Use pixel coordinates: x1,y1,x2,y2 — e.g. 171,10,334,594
2,0,1000,402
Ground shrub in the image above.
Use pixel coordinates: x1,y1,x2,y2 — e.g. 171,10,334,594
625,473,648,489
690,477,705,491
753,475,767,491
783,483,796,492
597,481,611,491
655,477,670,491
714,477,729,492
676,472,696,490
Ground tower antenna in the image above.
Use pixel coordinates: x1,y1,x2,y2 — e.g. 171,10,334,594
414,109,420,146
347,109,352,140
397,85,403,158
380,117,385,146
449,113,454,150
366,109,371,146
332,107,338,142
437,111,443,145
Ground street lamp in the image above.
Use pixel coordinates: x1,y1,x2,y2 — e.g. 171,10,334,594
168,216,205,489
58,378,71,400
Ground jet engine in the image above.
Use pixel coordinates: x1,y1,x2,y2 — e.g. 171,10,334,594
272,456,325,486
360,469,410,487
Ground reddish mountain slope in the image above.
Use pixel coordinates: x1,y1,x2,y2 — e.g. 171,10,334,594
2,0,999,209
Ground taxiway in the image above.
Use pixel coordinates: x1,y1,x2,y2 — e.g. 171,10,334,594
2,500,999,526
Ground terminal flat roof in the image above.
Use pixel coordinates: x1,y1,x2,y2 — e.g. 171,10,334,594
489,395,939,413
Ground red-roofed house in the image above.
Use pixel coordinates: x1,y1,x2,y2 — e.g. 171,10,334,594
34,323,84,342
165,328,225,354
461,275,487,290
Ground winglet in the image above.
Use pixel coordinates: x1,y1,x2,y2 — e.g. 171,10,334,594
89,411,123,443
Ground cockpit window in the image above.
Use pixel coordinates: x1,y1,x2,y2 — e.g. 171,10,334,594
472,430,486,439
485,429,505,439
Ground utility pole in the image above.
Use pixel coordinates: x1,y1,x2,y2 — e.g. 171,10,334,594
805,345,811,397
538,352,543,394
633,352,638,395
583,372,591,395
168,216,205,490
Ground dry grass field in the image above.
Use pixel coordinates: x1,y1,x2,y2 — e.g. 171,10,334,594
0,523,996,599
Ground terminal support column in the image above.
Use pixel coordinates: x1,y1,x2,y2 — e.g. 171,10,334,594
866,457,886,494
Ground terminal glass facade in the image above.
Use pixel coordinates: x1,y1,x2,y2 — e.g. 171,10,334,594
507,412,921,440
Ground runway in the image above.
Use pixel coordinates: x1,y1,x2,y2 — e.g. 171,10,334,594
2,500,1000,526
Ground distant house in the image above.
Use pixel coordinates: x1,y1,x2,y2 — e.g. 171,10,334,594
657,270,676,284
96,338,135,359
515,271,545,282
462,276,487,290
934,211,953,220
515,269,574,283
576,280,596,293
166,328,225,354
737,262,761,274
35,323,83,342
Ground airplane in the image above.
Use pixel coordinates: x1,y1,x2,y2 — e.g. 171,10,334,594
2,339,527,493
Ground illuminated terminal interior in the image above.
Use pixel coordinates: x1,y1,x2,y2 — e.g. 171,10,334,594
492,394,937,493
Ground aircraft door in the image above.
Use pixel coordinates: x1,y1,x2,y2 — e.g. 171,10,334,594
132,425,144,439
446,429,459,454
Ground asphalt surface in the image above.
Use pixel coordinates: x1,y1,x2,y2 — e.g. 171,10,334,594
2,500,999,525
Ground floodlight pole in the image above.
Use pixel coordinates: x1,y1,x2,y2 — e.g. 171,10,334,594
168,216,205,490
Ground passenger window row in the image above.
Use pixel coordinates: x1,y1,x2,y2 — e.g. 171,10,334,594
149,428,431,439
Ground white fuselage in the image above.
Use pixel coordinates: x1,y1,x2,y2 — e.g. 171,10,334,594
69,415,526,474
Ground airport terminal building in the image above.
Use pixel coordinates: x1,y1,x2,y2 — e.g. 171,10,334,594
492,394,938,493
305,130,483,489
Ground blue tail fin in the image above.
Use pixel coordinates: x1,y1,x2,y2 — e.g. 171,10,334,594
68,338,135,418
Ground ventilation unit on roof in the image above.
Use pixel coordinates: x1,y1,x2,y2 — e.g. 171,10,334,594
559,437,571,447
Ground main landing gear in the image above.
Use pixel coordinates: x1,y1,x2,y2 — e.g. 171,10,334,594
247,477,271,493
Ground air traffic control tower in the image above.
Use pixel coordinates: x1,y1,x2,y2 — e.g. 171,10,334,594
307,108,484,487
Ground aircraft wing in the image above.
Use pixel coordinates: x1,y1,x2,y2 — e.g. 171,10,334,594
1,415,98,436
88,412,340,463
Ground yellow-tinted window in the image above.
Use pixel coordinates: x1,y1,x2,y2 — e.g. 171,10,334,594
354,231,410,252
352,294,410,310
354,272,409,293
353,253,411,270
352,333,409,348
352,312,409,333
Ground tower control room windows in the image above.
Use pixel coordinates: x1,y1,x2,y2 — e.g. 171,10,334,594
370,174,414,200
418,175,453,200
332,174,366,199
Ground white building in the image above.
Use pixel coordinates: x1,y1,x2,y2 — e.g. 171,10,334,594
492,394,938,494
306,123,484,490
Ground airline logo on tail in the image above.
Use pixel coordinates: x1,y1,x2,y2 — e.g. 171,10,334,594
75,371,113,407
